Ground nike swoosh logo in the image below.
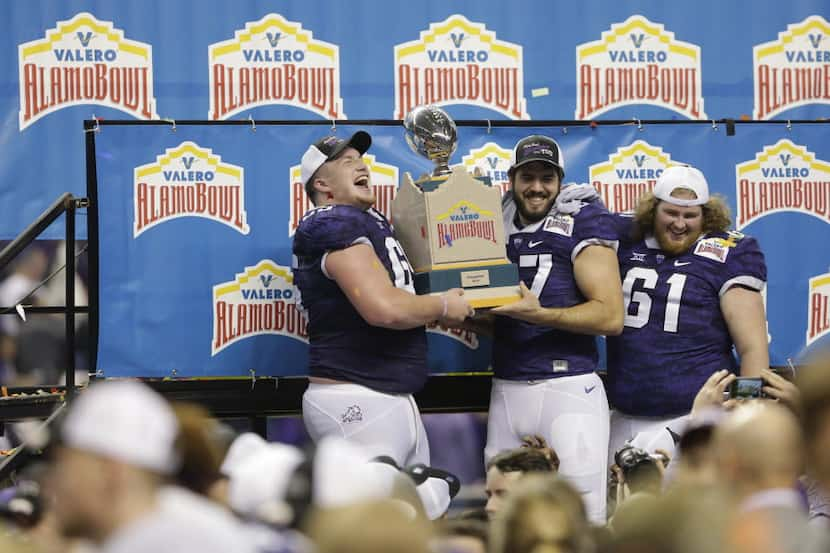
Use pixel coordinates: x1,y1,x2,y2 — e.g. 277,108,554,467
528,240,543,248
674,261,691,267
584,385,596,394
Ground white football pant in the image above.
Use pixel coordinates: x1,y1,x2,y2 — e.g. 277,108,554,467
303,383,451,519
485,373,610,524
303,382,429,466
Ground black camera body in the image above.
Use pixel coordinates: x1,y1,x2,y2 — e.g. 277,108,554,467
613,445,664,496
614,444,653,474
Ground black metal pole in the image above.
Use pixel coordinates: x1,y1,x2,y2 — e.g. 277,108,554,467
0,193,71,270
65,196,76,400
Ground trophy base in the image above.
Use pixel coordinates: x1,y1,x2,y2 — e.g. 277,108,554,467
436,285,522,309
414,261,521,308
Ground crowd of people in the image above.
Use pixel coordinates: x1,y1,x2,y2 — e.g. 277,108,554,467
1,130,828,552
0,365,828,553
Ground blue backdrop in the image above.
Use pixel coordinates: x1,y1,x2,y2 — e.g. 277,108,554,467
93,121,830,376
1,1,829,376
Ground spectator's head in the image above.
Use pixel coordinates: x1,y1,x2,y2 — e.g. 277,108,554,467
632,165,731,253
485,436,558,518
490,474,591,553
226,436,432,529
714,402,803,500
172,402,224,497
211,431,268,506
49,380,180,543
670,411,723,488
610,485,729,553
226,441,306,526
796,352,830,492
305,500,433,553
613,445,665,499
433,518,488,553
508,135,565,225
300,132,373,208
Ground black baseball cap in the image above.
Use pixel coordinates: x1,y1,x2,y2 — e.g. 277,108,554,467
300,131,372,186
508,135,565,178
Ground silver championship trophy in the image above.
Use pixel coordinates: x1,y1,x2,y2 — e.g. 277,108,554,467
404,105,457,179
391,105,520,309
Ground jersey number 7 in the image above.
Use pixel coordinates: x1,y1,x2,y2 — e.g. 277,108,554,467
519,253,553,297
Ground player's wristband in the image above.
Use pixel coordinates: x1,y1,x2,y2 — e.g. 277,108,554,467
440,294,448,319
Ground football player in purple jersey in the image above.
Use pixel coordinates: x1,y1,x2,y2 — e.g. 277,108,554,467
483,135,624,523
291,131,473,476
605,165,769,461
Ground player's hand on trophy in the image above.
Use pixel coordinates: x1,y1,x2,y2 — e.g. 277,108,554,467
439,288,475,326
491,282,540,322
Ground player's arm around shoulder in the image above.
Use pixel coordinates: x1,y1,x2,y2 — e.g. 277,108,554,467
568,206,624,335
325,243,472,330
570,243,625,335
718,233,769,377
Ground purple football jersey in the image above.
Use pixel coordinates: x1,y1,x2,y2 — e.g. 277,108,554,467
292,205,427,394
606,215,767,416
493,202,619,380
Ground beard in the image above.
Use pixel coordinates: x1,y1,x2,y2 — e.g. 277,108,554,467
513,189,556,224
655,229,701,256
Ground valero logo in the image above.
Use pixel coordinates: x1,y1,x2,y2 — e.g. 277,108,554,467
435,201,497,248
754,16,830,120
394,15,528,120
589,140,684,213
209,14,345,120
133,141,249,237
288,153,399,236
426,321,480,349
735,139,830,229
460,142,512,196
576,15,704,119
18,12,157,131
807,272,830,347
212,260,307,356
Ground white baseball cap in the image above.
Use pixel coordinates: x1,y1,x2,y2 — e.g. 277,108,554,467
219,432,269,477
226,442,305,524
60,380,180,474
653,165,709,207
313,437,392,509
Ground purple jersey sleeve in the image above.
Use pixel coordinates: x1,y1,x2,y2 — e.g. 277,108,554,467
569,203,620,260
697,231,767,297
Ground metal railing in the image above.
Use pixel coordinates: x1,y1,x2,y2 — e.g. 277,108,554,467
0,193,90,401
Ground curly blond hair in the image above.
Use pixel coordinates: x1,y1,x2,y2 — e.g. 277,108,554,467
631,192,732,241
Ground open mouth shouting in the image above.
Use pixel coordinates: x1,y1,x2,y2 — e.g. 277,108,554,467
354,174,370,190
